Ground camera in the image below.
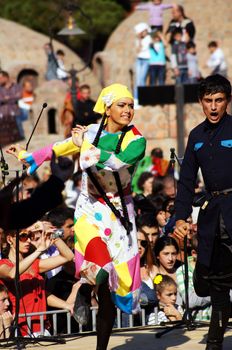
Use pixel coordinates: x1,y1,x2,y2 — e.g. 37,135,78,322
50,229,64,240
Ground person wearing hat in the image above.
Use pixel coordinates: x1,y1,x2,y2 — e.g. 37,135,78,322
134,22,152,107
7,83,146,350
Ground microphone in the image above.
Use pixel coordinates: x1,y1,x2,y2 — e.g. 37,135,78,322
26,103,48,151
170,148,175,168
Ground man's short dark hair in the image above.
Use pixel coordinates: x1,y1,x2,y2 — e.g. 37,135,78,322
44,205,74,228
80,84,90,90
208,41,218,48
137,213,159,230
56,49,65,56
198,74,231,101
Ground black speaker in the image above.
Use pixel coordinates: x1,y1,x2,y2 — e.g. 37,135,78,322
138,83,199,106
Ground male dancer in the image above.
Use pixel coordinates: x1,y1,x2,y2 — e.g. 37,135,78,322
174,74,232,350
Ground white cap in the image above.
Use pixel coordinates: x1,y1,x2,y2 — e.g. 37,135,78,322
134,22,150,35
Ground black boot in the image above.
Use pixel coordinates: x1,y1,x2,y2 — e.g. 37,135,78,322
205,340,223,350
73,283,93,325
206,308,230,350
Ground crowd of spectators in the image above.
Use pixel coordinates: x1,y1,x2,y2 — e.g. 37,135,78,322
133,0,227,106
0,139,214,337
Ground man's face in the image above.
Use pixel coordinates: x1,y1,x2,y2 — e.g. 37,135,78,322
141,225,159,248
200,92,230,124
80,88,91,101
62,218,74,240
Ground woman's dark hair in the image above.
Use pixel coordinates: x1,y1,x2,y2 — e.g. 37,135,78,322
198,74,231,101
152,177,164,197
137,172,154,191
153,236,179,265
139,231,155,271
177,5,187,19
147,194,166,215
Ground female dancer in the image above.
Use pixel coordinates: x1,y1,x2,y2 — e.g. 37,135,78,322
7,83,146,349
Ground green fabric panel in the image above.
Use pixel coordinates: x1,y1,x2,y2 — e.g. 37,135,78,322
96,268,109,285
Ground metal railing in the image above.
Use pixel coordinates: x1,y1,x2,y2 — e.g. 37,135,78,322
19,306,210,337
18,306,160,336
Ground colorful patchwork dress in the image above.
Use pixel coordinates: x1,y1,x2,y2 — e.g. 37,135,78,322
18,123,146,314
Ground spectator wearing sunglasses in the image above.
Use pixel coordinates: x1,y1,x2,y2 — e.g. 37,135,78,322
137,213,160,249
137,229,158,321
0,226,74,337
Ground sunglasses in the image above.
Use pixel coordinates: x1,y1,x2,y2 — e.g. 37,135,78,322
19,232,34,242
138,239,148,248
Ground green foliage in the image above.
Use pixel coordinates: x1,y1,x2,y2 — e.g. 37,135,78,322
0,0,126,46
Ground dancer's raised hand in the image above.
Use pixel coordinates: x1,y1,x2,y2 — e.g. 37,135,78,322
71,125,88,147
6,144,25,159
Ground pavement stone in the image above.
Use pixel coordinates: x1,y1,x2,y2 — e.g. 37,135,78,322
3,327,232,350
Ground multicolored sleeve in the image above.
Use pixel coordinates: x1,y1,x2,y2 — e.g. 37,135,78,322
80,136,146,171
18,138,80,175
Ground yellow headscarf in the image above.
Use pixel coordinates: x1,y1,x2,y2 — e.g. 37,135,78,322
93,83,133,115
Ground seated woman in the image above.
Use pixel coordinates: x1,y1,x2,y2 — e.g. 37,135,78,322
148,274,183,325
0,226,74,337
153,236,180,280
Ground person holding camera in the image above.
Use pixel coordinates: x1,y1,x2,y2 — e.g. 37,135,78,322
0,224,74,336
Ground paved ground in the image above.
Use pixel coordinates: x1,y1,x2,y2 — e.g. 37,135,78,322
2,327,232,350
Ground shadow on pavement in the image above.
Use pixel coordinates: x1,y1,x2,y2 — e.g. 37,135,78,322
111,328,191,350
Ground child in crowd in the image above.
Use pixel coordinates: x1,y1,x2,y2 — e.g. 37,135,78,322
186,41,200,83
149,30,167,85
170,28,188,84
135,0,175,32
148,274,182,325
176,234,211,321
207,41,227,77
56,49,68,81
0,284,13,339
134,22,152,105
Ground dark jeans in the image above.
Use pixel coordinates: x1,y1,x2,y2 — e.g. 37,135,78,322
149,65,166,85
175,68,188,84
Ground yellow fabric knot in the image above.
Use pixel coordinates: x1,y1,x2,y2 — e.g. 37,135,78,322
153,274,163,285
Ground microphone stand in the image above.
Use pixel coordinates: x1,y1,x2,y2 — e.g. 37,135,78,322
26,103,47,151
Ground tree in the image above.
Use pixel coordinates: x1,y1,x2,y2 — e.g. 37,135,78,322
0,0,129,59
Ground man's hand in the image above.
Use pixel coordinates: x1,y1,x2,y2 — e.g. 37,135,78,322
173,220,190,240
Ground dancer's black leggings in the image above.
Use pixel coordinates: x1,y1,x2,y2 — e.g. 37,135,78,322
96,282,116,350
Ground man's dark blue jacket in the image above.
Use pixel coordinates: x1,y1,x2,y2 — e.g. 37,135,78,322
175,113,232,266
